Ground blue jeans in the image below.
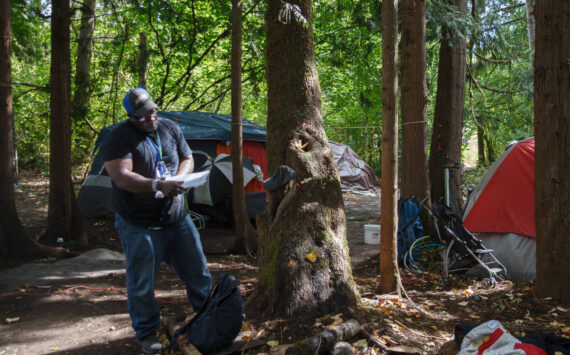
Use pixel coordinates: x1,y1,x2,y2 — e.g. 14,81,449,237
114,213,212,340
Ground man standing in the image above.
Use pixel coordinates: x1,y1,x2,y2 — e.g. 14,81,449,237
103,88,211,354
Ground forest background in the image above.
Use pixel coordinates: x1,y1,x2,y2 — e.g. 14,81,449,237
10,0,533,179
2,0,569,353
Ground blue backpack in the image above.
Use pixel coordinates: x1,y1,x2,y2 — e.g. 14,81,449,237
397,198,424,263
169,273,245,353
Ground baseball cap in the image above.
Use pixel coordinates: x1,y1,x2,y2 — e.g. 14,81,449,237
122,88,158,117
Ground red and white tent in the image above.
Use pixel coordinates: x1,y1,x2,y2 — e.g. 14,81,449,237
463,137,536,281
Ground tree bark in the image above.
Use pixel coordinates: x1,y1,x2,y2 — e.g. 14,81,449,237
46,0,87,247
400,0,430,231
0,0,62,258
377,0,402,295
428,0,468,212
253,0,358,321
230,0,257,255
72,0,97,166
533,0,570,302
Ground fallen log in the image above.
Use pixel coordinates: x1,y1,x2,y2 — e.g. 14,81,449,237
285,319,360,355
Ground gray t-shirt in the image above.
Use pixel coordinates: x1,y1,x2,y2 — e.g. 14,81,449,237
102,118,192,227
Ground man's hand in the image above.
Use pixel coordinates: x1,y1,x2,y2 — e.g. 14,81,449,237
156,180,186,197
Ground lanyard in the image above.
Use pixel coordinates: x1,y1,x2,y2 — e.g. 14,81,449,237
146,131,162,162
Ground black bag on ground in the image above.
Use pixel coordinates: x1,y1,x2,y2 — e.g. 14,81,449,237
169,273,245,353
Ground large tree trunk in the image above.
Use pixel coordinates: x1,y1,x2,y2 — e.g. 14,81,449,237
533,0,570,302
72,0,96,165
46,0,87,247
253,0,358,321
428,0,468,212
400,0,429,207
377,0,402,295
230,0,257,255
0,0,61,258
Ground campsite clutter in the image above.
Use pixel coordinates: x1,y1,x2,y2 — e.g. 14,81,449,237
453,320,570,354
78,110,381,222
6,178,570,355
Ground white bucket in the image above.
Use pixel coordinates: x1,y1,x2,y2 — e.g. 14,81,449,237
364,224,381,244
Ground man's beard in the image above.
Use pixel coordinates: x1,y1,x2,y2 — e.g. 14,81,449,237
141,121,158,133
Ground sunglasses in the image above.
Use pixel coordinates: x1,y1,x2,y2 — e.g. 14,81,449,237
132,109,158,122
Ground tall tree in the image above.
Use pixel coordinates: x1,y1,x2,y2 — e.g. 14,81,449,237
0,0,60,257
533,0,570,302
230,0,257,255
253,0,358,320
72,0,97,165
428,0,468,212
46,0,87,246
377,0,402,294
400,0,429,203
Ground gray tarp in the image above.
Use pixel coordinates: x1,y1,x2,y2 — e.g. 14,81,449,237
329,141,381,195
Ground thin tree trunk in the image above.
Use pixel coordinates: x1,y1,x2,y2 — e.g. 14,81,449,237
138,32,148,88
72,0,96,165
230,0,257,255
0,0,62,257
377,0,402,295
46,0,87,247
533,0,570,302
253,0,358,321
526,0,535,69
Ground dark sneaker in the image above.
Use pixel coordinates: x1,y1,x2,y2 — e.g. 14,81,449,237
137,335,163,354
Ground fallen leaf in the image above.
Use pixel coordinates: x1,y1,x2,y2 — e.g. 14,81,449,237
458,301,468,306
330,317,344,327
5,317,20,324
352,339,368,347
242,322,254,331
469,314,480,319
550,321,565,327
305,253,317,263
49,347,59,351
267,340,279,347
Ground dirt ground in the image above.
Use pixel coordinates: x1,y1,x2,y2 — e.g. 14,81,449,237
1,175,569,355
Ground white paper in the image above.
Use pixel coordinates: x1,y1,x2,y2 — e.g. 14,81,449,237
167,170,210,189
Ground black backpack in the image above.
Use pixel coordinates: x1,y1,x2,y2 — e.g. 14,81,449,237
169,273,245,353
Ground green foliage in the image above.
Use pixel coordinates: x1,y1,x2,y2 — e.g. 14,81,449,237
314,0,383,174
465,0,533,161
9,0,534,178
